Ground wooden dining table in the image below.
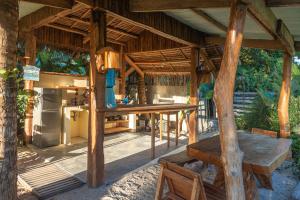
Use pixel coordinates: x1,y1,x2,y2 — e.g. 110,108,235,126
187,131,292,200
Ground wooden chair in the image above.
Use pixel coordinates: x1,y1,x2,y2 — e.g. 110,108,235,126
155,161,226,200
251,128,277,138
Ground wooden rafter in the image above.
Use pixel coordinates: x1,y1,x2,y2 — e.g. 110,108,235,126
205,36,285,50
242,0,295,54
190,9,227,32
134,60,190,65
45,23,87,36
102,0,205,46
20,0,74,9
130,0,229,11
130,0,300,11
124,55,144,78
266,0,300,7
107,27,138,39
19,4,85,32
125,67,136,77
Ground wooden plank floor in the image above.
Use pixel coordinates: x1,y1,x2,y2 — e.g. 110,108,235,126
18,163,84,199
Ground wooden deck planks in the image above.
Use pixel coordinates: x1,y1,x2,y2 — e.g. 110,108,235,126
18,163,84,199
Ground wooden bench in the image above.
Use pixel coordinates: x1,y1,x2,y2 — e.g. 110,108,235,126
155,161,226,200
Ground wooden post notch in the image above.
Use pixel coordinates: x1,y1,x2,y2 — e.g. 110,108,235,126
87,9,106,187
278,52,292,138
213,1,247,199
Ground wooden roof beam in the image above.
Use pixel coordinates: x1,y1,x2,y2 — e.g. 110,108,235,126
266,0,300,7
124,55,144,78
19,7,64,32
100,0,205,47
45,23,87,36
107,27,139,39
242,0,295,55
125,67,136,77
20,0,74,9
134,60,190,65
190,9,227,32
295,42,300,52
205,36,285,50
130,0,300,12
130,0,229,12
19,4,85,32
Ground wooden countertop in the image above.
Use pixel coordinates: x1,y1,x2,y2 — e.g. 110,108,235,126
102,104,198,114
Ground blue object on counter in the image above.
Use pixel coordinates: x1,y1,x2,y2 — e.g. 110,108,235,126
105,87,116,108
122,97,129,104
106,69,115,87
105,69,116,108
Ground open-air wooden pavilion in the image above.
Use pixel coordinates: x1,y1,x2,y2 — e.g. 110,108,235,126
2,0,300,199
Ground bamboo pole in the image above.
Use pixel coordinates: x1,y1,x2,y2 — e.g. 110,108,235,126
24,31,36,145
120,46,126,98
87,9,106,187
188,47,199,144
278,52,292,138
213,1,247,199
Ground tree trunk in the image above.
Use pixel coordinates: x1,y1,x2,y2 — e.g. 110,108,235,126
87,9,106,187
278,52,292,138
0,0,18,199
213,1,247,200
189,47,199,144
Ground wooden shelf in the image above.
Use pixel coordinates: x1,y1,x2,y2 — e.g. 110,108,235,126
106,119,129,124
104,127,131,135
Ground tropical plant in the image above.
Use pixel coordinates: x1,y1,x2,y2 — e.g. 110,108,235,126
36,47,89,75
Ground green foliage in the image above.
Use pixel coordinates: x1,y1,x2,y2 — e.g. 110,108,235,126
0,67,31,135
200,83,214,100
36,47,89,75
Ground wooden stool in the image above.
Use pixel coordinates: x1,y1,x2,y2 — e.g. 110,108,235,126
159,112,179,147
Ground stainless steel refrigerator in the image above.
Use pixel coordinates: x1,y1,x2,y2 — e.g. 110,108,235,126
32,88,62,148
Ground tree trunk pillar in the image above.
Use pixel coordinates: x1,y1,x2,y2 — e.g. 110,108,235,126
188,47,199,144
87,9,106,187
120,46,126,98
0,0,18,199
213,1,247,200
24,31,36,145
278,52,292,138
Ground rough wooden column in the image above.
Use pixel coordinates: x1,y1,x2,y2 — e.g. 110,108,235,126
213,1,247,200
0,0,18,199
24,31,36,145
188,47,199,144
137,76,147,105
87,9,106,187
278,52,292,138
120,46,126,98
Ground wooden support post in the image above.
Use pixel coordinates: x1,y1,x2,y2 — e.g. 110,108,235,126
87,9,106,187
278,52,292,138
151,113,155,159
175,112,179,146
24,31,36,145
120,46,126,98
167,113,170,147
188,47,199,144
213,1,247,200
160,113,163,141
